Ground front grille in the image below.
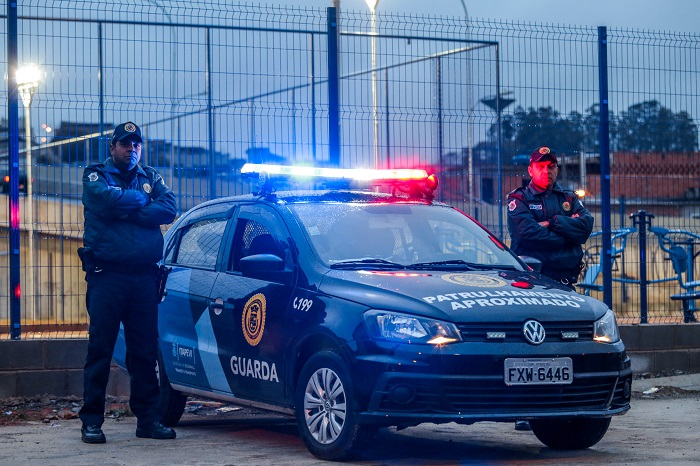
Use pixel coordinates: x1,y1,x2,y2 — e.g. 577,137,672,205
375,374,618,413
458,321,593,343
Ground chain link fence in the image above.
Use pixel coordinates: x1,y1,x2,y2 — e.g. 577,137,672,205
1,1,698,337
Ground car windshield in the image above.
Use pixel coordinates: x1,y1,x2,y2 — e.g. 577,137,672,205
289,202,524,270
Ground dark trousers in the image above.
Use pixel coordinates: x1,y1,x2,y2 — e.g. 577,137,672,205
79,268,160,428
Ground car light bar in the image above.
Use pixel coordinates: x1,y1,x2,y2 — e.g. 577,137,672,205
241,163,429,182
241,163,438,200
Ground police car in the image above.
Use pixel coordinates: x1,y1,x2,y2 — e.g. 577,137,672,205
114,164,631,461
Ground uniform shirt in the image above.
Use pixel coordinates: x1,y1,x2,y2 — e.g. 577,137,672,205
506,181,594,280
82,158,177,266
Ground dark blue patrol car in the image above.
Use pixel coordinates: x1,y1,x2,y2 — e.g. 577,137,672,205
114,164,631,461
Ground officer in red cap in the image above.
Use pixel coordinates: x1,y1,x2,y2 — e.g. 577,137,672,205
507,146,594,287
506,146,594,432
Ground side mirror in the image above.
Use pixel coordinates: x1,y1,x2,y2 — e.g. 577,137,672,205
240,254,284,274
519,255,542,273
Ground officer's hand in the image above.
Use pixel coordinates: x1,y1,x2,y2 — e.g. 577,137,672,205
538,220,550,228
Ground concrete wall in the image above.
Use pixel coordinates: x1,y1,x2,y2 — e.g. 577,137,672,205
1,324,698,398
0,339,127,398
619,323,700,374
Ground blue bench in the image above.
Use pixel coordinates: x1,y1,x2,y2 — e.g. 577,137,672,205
650,227,700,323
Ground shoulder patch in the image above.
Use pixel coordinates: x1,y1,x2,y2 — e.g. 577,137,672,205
508,199,517,211
88,172,99,182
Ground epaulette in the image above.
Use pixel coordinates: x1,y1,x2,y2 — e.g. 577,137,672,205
507,187,526,201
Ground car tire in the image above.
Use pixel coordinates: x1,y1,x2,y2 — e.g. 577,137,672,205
530,417,611,450
156,351,187,426
295,351,372,461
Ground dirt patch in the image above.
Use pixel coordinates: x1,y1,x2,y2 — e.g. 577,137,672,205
0,395,131,426
0,396,267,427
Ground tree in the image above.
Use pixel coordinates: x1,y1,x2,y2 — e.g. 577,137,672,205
614,100,698,152
480,100,697,158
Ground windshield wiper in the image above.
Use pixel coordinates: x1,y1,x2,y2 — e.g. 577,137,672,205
408,260,518,271
408,259,476,270
330,258,405,270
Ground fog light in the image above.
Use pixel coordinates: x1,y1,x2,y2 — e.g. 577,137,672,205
624,379,632,399
389,384,416,404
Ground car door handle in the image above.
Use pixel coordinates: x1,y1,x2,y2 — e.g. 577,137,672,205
209,297,224,312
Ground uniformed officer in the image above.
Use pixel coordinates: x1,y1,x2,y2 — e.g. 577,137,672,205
79,121,177,444
507,146,594,288
507,146,594,433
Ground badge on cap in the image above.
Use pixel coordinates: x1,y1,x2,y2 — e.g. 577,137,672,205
563,201,571,211
539,146,551,155
124,122,137,133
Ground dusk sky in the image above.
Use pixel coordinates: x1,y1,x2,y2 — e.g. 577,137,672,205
248,0,700,34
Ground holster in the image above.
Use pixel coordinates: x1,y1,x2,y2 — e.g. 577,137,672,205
157,264,172,302
77,247,97,272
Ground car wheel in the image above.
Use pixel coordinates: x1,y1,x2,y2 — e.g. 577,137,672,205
156,351,187,426
530,417,611,450
295,351,372,461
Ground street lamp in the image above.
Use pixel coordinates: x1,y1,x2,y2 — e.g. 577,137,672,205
365,0,380,168
458,0,475,218
17,64,41,321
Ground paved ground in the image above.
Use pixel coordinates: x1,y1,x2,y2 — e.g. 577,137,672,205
0,374,698,465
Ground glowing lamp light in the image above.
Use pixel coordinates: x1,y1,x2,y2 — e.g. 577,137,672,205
427,336,458,345
511,281,534,289
364,0,380,11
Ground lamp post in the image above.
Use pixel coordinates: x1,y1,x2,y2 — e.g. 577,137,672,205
17,64,41,321
458,0,475,218
365,0,380,168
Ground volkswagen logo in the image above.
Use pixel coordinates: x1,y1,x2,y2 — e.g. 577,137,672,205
523,320,546,345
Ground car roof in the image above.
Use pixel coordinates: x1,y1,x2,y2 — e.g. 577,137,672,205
193,189,439,210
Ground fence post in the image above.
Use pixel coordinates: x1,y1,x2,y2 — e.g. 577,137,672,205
619,195,628,302
7,0,22,339
631,210,654,323
327,7,340,167
597,26,613,309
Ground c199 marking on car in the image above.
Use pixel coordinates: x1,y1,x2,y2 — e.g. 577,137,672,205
293,296,313,312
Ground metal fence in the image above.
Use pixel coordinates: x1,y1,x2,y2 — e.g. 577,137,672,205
1,0,699,338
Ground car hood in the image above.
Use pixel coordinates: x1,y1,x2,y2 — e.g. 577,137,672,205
318,269,609,323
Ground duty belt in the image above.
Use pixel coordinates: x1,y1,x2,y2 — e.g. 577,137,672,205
92,261,158,274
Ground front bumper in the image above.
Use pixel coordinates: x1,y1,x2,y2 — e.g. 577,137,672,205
352,343,633,426
359,368,632,426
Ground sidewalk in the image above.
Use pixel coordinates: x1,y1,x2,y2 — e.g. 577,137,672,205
632,372,700,393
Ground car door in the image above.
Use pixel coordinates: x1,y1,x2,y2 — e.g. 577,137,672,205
207,203,296,403
158,209,231,392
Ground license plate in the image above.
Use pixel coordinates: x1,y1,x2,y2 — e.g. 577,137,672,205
504,358,573,385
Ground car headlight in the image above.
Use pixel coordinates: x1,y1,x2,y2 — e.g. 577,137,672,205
593,309,620,343
363,310,462,345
